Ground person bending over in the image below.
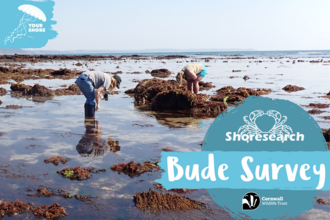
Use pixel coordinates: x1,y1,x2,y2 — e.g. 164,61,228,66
75,71,122,111
176,63,207,94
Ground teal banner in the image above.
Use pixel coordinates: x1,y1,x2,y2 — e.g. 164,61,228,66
157,151,328,190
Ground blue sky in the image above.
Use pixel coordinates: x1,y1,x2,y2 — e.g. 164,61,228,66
33,0,330,51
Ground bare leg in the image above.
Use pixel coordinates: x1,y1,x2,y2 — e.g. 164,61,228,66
193,75,204,94
185,71,197,93
187,80,193,93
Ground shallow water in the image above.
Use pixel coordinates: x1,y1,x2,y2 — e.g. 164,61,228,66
0,56,329,219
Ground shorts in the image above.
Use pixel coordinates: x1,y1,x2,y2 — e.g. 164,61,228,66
197,65,207,77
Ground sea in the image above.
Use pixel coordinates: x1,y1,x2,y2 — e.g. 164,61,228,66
46,50,330,58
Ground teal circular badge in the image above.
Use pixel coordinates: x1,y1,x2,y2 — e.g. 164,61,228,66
202,96,327,219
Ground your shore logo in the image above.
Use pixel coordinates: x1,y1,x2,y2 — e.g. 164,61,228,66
156,96,330,219
0,0,57,48
243,192,260,210
226,109,304,143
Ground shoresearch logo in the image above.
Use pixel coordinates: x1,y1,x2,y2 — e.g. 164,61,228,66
242,192,260,210
225,110,305,143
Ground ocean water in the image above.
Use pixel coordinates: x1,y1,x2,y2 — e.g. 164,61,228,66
44,50,330,58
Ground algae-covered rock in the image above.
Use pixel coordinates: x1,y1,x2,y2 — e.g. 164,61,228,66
10,83,32,94
134,78,183,103
150,69,172,78
152,90,208,111
31,84,55,96
0,87,7,96
282,85,305,92
210,86,271,104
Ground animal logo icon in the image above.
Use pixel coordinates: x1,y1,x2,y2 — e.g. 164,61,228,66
238,110,293,135
242,192,260,210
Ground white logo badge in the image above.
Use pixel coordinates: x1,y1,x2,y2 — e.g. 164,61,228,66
238,110,293,135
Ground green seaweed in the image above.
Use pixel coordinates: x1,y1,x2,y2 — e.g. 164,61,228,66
64,170,73,178
224,96,229,104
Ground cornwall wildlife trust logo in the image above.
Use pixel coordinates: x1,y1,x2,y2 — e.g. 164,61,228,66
243,192,260,210
225,110,305,143
1,0,57,48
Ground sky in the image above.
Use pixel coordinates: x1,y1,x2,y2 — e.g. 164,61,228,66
31,0,330,51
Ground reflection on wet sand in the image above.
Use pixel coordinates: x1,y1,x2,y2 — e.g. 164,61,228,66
76,118,120,158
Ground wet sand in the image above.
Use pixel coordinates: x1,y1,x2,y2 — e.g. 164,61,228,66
0,55,329,219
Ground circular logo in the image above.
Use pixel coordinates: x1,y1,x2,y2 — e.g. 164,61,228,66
243,192,260,210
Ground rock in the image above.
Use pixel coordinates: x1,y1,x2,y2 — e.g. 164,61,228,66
151,90,227,117
155,55,188,59
10,83,32,95
31,84,55,96
308,109,326,115
322,129,330,142
0,199,33,218
108,137,120,152
127,71,142,74
124,88,135,94
210,86,271,104
51,68,80,77
0,87,6,96
197,81,215,90
44,156,68,166
308,103,330,108
133,189,209,214
151,90,208,111
6,105,22,109
68,84,80,92
243,75,249,80
55,84,81,96
57,166,105,181
32,203,68,219
112,71,123,74
282,85,305,92
190,101,227,117
150,69,172,78
0,66,11,73
134,78,182,103
111,161,159,178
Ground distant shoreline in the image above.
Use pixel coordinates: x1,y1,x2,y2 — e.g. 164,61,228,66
1,49,330,58
1,49,330,56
